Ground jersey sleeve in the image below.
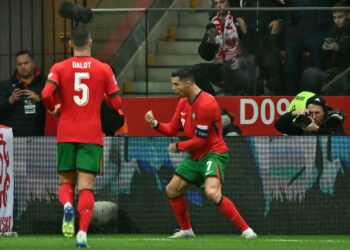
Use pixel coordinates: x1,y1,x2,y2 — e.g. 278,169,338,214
177,104,214,152
104,93,122,112
41,65,59,112
47,64,60,87
105,66,120,96
157,101,183,136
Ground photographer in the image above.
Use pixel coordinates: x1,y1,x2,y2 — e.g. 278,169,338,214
274,95,346,135
221,107,242,136
0,50,46,136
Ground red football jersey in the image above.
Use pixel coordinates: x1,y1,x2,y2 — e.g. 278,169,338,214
47,56,120,145
157,91,228,160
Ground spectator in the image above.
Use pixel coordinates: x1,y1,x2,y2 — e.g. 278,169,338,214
301,2,350,95
0,50,46,136
279,0,333,95
232,0,284,95
221,107,242,136
192,0,255,96
332,0,350,7
275,95,345,135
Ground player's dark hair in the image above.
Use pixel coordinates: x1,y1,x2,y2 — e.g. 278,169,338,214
71,25,91,48
171,66,194,82
15,50,33,59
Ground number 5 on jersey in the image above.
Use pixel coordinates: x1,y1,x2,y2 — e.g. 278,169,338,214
74,72,90,106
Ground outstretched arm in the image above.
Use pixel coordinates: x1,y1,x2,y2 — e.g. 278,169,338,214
145,108,182,136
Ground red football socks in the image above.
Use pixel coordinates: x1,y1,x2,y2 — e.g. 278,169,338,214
169,196,192,230
77,189,95,232
58,183,75,206
218,196,249,232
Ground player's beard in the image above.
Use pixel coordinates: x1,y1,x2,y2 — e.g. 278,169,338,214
174,91,185,97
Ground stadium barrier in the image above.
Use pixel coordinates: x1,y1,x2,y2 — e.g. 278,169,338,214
45,96,350,137
12,136,350,234
0,126,14,234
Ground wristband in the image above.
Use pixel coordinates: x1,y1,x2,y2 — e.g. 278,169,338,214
151,120,159,128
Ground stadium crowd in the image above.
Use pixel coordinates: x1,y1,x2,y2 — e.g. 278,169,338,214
0,0,349,137
193,0,350,96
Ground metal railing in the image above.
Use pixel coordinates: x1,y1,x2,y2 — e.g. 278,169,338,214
1,3,349,96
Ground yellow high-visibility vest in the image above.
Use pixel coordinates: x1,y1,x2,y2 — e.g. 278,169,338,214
288,91,316,112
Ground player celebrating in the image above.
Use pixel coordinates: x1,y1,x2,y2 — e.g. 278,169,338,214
144,67,256,239
41,25,121,248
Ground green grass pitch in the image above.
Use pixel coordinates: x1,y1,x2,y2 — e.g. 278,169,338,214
1,234,350,250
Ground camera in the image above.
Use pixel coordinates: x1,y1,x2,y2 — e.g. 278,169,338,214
293,115,312,129
325,110,345,132
59,1,93,25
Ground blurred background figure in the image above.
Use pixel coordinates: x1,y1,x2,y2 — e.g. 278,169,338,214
279,0,333,95
0,50,46,136
301,2,350,95
193,0,255,96
221,107,242,136
231,0,284,95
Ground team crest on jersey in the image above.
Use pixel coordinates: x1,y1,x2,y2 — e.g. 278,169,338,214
192,113,196,120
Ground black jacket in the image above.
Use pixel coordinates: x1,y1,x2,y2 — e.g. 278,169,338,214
232,0,282,34
198,23,219,62
324,22,350,71
0,69,46,136
282,0,333,34
274,112,346,135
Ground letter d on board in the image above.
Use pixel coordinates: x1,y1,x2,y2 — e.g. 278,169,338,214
240,99,258,125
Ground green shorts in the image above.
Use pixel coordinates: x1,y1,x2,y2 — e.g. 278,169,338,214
175,152,229,186
57,143,103,175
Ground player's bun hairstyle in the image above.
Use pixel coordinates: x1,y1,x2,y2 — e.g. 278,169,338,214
59,1,93,25
171,66,194,81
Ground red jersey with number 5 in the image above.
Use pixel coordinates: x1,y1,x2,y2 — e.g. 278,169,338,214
47,56,120,145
